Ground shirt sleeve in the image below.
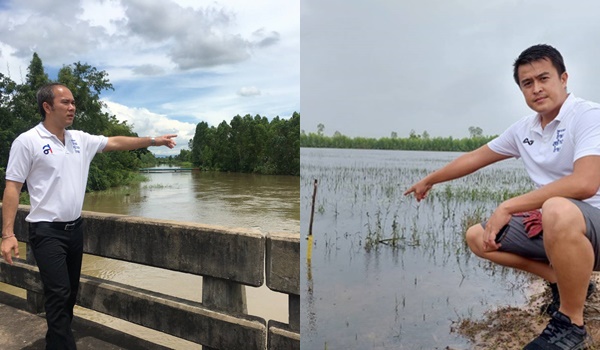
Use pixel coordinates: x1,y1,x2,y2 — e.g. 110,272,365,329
572,108,600,161
487,119,523,159
77,131,108,158
5,137,32,183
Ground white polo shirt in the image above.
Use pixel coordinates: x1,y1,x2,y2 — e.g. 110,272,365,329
5,123,108,222
488,94,600,208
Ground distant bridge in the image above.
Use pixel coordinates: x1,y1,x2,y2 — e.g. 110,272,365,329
139,167,195,173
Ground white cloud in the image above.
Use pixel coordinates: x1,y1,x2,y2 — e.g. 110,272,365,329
0,0,297,75
238,86,261,97
131,64,166,76
103,100,196,156
0,0,299,148
119,0,252,69
252,28,281,48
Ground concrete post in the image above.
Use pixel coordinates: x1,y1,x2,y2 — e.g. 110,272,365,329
202,276,248,350
289,294,299,331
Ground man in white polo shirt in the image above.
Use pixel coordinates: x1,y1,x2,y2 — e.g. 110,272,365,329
1,83,177,349
405,44,600,349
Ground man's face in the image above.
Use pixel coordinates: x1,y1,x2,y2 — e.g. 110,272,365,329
46,86,76,127
517,58,568,120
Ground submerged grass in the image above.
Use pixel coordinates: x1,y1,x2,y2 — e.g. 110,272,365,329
303,158,533,253
301,149,543,349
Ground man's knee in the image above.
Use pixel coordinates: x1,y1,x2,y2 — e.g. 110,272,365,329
541,197,586,240
465,224,484,256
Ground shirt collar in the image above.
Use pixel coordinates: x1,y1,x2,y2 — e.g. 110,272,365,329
34,123,53,138
34,123,70,141
531,93,574,132
536,93,575,125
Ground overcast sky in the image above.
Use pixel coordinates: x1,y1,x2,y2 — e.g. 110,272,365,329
0,0,299,155
301,0,600,139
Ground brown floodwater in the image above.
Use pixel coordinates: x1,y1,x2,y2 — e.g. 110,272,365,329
1,168,300,349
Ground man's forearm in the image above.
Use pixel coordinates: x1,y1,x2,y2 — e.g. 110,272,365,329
424,152,482,186
104,136,154,152
501,174,597,214
104,134,177,152
501,155,600,214
2,183,21,237
425,146,508,186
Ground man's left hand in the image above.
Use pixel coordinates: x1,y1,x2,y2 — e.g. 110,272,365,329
156,134,177,149
483,207,512,251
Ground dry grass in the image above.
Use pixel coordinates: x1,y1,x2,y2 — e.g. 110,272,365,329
452,274,600,349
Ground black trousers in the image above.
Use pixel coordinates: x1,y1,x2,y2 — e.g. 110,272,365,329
29,218,84,350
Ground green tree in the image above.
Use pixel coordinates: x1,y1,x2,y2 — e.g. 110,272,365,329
58,62,113,135
317,123,325,136
266,112,299,175
26,53,50,90
191,121,215,168
0,53,49,170
468,126,483,138
213,121,234,171
176,149,192,163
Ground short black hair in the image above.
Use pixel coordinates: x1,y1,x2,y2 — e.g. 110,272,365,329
513,44,566,85
37,83,67,120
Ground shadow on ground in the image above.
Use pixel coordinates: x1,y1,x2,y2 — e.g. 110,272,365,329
0,291,171,350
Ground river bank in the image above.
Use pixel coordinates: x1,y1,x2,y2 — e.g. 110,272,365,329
455,273,600,349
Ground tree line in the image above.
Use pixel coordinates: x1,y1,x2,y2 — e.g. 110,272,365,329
190,112,300,176
301,127,496,152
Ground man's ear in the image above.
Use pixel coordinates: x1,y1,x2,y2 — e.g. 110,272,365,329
561,71,569,89
43,101,52,114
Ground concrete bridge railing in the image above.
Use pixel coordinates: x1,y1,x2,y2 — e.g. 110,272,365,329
0,205,299,350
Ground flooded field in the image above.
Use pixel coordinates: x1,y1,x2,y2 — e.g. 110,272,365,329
300,148,536,349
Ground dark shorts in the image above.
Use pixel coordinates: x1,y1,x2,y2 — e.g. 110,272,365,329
482,199,600,271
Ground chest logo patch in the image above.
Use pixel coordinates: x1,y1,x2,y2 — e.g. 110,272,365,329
522,138,534,146
553,129,565,153
42,144,53,155
71,139,81,154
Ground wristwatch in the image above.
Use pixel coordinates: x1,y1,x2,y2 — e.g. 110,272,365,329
150,137,156,146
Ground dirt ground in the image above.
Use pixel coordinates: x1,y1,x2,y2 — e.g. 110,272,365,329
453,273,600,349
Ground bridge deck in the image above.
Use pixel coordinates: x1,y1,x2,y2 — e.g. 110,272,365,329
0,291,169,350
139,168,194,173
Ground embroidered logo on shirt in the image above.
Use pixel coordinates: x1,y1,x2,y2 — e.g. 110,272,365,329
522,138,534,146
553,129,565,153
71,139,81,154
42,144,53,155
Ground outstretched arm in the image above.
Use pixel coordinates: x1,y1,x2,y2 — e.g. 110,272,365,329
404,145,510,201
103,134,177,152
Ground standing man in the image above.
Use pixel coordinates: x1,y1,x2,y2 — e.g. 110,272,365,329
405,44,600,349
1,83,177,349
